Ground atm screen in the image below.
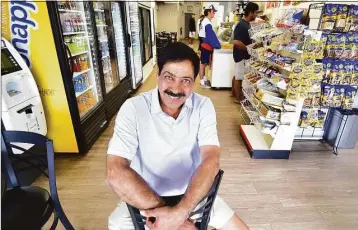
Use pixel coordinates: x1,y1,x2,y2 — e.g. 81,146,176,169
1,48,22,75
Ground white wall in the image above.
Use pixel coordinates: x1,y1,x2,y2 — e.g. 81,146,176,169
157,3,180,34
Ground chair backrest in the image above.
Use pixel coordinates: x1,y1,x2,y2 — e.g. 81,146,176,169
1,130,75,230
127,169,224,230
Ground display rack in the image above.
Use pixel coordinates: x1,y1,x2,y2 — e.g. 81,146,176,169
240,25,321,159
295,3,358,155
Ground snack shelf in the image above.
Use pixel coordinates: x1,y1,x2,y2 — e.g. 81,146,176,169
239,99,261,125
245,61,288,90
73,68,91,78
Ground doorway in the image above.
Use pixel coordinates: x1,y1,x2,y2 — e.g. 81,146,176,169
184,13,192,38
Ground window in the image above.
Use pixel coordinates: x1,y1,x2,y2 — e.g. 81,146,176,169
139,7,153,65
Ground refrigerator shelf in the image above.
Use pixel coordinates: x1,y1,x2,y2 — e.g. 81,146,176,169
102,55,109,59
94,9,104,12
76,85,95,98
63,31,86,36
73,68,91,78
59,9,83,14
96,24,107,27
70,50,89,57
99,39,108,43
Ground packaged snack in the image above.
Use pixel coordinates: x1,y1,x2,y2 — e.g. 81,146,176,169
299,111,309,127
335,34,345,58
321,84,335,107
329,60,342,85
342,33,354,59
304,40,325,59
322,33,329,57
303,94,313,108
308,109,318,127
323,58,333,83
321,4,338,31
316,110,327,128
352,62,358,85
335,4,348,31
312,92,321,107
302,58,315,69
349,5,358,32
326,34,337,58
344,6,354,32
341,61,353,85
352,33,358,59
342,86,358,109
312,63,324,79
332,86,345,108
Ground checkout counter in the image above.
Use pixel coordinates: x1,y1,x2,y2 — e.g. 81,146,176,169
208,47,235,88
207,22,236,88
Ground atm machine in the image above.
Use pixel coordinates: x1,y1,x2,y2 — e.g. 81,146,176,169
1,38,47,152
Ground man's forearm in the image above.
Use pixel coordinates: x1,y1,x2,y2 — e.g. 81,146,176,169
233,40,247,51
107,164,165,210
176,155,219,217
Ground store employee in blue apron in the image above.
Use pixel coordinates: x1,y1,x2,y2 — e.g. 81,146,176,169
232,2,259,103
106,42,249,230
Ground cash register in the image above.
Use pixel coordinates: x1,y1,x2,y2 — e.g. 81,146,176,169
1,38,47,152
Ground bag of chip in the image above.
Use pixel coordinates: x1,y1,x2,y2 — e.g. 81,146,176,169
321,4,338,31
344,5,354,32
352,62,358,85
322,83,335,107
316,110,327,128
299,111,309,127
349,5,358,32
322,58,333,83
335,4,348,31
332,86,345,108
335,34,345,58
342,86,358,109
341,60,353,85
312,92,321,107
352,33,358,59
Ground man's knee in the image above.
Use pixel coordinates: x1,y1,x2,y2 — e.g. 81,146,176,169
108,202,135,230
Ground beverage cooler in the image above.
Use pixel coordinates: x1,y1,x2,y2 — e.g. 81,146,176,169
1,1,133,153
47,1,133,152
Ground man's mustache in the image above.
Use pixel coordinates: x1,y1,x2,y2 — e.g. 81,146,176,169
164,89,186,98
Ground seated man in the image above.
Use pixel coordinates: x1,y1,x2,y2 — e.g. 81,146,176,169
106,42,249,230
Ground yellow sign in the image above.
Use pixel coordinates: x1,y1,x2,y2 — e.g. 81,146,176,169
1,1,79,153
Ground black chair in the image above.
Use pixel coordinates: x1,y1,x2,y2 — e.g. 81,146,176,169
127,169,224,230
1,130,75,230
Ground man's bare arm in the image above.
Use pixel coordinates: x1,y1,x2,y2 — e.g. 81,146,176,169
106,155,165,210
233,39,247,51
175,145,220,217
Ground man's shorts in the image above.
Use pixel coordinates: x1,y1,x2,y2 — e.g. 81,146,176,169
108,195,235,230
189,31,196,38
201,48,213,65
235,60,246,80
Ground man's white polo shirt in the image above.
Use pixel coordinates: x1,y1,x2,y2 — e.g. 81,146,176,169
107,87,220,196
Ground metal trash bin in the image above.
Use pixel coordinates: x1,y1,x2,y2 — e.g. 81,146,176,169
324,109,358,149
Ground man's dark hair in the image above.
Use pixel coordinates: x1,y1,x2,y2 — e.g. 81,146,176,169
157,42,200,79
244,2,259,16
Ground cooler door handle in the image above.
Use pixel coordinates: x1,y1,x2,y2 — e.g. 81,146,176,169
65,44,74,75
127,33,131,47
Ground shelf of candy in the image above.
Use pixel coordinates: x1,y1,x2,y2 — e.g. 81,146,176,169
77,90,98,117
319,4,358,32
64,35,88,55
244,59,289,90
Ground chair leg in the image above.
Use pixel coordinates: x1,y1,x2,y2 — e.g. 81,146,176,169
49,212,59,230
